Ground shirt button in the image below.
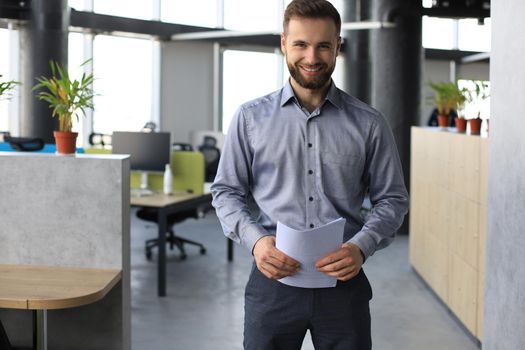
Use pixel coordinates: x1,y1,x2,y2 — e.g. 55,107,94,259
308,170,313,175
309,196,313,201
308,143,313,148
310,224,314,228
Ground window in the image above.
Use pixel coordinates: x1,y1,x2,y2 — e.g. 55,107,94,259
94,0,154,20
92,35,154,134
161,0,218,27
0,29,10,131
422,16,456,50
458,18,491,52
68,32,89,145
224,0,280,31
222,50,280,133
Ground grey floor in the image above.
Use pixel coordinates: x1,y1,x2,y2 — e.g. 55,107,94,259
131,210,480,350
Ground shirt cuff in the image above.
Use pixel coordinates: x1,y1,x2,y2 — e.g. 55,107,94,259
241,224,270,254
346,231,377,261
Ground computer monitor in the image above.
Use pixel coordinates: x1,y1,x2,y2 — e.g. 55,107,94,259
112,131,171,193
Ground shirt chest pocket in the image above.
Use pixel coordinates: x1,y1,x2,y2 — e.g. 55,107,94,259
319,151,364,199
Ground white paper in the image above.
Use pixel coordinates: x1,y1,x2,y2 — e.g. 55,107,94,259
276,218,346,288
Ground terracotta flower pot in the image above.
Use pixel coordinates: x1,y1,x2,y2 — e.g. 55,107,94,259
455,117,467,133
469,118,482,135
437,115,450,129
54,131,78,154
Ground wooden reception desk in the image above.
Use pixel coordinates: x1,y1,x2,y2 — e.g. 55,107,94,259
409,127,488,341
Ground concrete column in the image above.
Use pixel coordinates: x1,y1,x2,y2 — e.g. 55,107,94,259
370,0,422,233
484,0,525,348
343,0,372,104
20,0,69,143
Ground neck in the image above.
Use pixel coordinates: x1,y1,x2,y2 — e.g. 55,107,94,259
290,79,331,113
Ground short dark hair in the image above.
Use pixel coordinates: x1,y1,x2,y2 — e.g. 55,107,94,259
283,0,341,35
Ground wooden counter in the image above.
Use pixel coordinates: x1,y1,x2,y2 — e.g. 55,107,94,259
0,265,122,310
410,127,488,341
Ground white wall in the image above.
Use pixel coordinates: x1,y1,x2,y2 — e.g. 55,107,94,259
484,0,525,348
160,41,215,144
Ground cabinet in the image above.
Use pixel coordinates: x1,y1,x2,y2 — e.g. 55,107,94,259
410,127,488,340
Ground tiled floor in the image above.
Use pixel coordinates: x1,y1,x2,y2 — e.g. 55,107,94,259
131,211,480,349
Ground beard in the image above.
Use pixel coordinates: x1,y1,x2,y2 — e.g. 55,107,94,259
287,61,335,90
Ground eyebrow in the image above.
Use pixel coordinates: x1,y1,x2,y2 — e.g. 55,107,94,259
291,40,333,46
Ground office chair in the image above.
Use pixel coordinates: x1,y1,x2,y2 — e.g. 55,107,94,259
198,136,221,183
172,142,193,151
135,151,208,260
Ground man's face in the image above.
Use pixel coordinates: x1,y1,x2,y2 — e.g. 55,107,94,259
281,17,341,91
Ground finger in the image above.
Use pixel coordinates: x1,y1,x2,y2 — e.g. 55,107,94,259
316,249,351,269
267,254,300,272
259,262,295,279
271,248,301,268
336,267,360,281
321,264,355,278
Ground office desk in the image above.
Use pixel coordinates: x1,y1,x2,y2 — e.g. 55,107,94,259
131,192,227,297
0,264,121,350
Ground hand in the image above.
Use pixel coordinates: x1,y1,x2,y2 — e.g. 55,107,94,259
315,243,364,282
253,236,300,279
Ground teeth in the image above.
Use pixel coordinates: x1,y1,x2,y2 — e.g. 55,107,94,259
303,66,321,72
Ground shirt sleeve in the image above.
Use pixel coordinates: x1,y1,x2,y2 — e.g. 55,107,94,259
211,107,270,253
347,114,409,260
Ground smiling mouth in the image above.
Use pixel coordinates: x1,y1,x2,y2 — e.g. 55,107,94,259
300,65,323,74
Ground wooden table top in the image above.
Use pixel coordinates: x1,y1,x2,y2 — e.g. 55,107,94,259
0,265,121,310
130,191,211,208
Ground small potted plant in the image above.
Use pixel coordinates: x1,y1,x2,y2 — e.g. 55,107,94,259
454,84,469,133
428,81,458,129
466,80,489,135
33,60,95,154
0,74,19,101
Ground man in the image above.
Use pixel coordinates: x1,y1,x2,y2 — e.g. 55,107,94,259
211,0,409,348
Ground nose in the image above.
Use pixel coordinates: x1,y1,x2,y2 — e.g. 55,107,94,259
304,46,318,64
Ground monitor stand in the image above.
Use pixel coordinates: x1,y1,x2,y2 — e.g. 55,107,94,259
131,171,154,197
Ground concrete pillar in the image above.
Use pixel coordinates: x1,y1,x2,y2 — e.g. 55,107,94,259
484,1,525,348
343,0,372,104
370,0,422,233
20,0,69,143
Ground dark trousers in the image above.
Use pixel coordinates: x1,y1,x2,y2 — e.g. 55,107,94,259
244,264,373,350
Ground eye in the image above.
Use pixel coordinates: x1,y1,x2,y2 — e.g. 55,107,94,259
293,42,306,48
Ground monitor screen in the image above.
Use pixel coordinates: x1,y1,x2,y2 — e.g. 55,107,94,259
112,131,171,172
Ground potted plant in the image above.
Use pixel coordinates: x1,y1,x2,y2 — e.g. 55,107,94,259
33,60,95,154
0,74,19,101
454,84,469,133
428,81,458,129
466,80,489,135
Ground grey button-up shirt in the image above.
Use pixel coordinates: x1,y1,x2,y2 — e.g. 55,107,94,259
211,80,409,260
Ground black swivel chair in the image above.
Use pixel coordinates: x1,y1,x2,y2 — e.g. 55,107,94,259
198,136,221,182
136,149,207,260
138,206,206,260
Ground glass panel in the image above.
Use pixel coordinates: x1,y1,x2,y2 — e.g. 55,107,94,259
222,50,279,133
0,29,11,131
161,0,218,27
68,32,87,145
93,35,153,134
69,0,87,11
94,0,154,20
458,18,491,52
422,16,455,50
224,0,280,31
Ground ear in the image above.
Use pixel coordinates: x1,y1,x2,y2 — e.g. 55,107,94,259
280,32,287,55
335,36,342,57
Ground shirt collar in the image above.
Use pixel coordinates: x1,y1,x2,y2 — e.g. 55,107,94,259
280,79,343,110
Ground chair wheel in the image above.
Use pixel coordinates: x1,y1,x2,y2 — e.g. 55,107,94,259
200,248,206,255
146,250,153,260
180,253,187,260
